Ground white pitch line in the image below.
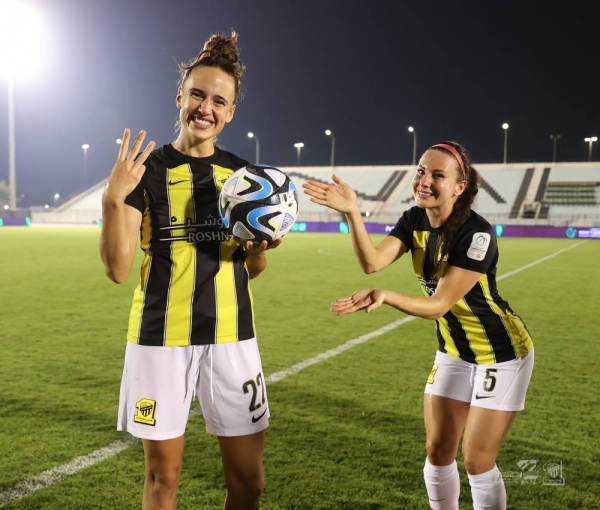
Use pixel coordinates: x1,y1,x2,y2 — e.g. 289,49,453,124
494,241,586,281
0,438,139,506
0,240,586,507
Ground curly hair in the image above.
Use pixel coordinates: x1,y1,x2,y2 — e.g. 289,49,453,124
177,31,245,104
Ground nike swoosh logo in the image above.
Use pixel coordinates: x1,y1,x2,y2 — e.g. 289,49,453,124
168,179,187,186
251,409,267,423
475,394,494,399
429,498,446,502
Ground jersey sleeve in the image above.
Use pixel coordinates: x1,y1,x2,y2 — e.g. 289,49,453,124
387,208,414,249
124,180,145,213
447,223,497,273
124,152,152,213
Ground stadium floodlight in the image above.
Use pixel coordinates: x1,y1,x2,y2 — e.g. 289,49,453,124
82,144,90,187
502,123,509,164
294,142,304,165
325,130,335,168
247,132,260,164
408,127,417,166
584,137,598,161
0,1,45,210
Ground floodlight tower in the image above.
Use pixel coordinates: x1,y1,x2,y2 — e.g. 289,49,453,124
325,129,335,168
502,123,509,164
549,134,561,163
408,126,417,166
294,142,304,165
0,1,44,210
247,132,260,164
584,137,598,161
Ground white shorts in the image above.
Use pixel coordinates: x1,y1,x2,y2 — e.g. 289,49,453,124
117,338,269,440
424,349,534,411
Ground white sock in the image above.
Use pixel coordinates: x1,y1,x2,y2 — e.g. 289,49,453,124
467,465,507,510
423,458,460,510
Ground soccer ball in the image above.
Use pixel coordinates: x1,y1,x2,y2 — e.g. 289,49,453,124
218,164,299,243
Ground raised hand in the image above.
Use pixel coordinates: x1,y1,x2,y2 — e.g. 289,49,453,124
104,128,156,203
330,288,385,315
302,174,359,214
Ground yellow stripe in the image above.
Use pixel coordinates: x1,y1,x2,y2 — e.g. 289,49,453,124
164,164,195,346
453,298,489,364
127,251,152,343
436,316,460,358
478,274,534,357
412,231,428,275
504,311,534,357
215,240,239,342
127,205,152,344
212,166,240,343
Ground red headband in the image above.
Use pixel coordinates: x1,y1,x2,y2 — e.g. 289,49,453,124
429,143,467,180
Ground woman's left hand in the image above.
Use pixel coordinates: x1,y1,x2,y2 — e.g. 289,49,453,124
234,237,283,256
331,288,385,315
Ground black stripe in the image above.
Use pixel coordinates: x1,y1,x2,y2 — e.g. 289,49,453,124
423,231,439,281
441,311,477,363
190,239,220,344
436,323,447,355
463,284,517,362
139,254,171,346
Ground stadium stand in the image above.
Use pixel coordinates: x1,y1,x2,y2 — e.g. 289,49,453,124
30,162,600,228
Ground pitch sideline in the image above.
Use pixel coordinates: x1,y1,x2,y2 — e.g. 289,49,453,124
0,241,586,506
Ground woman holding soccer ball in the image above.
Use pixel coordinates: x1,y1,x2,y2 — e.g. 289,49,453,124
100,32,279,510
303,141,534,510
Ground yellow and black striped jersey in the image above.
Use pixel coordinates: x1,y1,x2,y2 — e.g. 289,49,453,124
124,144,253,346
389,207,533,364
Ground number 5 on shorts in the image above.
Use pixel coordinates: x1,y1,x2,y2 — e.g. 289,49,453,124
483,368,497,392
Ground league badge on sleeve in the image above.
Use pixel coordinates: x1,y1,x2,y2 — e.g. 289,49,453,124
467,233,491,260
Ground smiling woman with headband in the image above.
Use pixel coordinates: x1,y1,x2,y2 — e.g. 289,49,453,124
302,140,534,510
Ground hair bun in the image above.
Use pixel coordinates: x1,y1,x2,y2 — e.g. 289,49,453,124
177,30,245,103
201,32,240,66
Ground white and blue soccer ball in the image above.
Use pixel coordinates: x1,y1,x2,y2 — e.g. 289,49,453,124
218,164,299,243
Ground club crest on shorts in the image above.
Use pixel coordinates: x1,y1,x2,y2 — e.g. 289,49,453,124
427,364,438,384
134,398,157,426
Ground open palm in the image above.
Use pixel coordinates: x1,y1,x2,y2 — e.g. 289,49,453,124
302,174,359,214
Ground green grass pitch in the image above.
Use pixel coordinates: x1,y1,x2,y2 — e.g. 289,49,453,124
0,228,598,509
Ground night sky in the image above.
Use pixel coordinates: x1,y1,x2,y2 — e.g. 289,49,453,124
0,0,598,203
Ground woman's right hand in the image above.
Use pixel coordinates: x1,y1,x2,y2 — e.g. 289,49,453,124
302,174,359,214
104,128,156,203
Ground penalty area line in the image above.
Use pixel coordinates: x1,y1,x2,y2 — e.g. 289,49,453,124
0,240,586,506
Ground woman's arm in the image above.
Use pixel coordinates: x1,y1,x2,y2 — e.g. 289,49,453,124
99,200,143,283
331,265,482,320
303,174,408,273
99,128,155,284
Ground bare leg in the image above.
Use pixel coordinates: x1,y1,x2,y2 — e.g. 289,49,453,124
423,394,470,509
462,408,518,510
142,436,185,510
218,431,266,510
462,408,517,474
424,394,470,465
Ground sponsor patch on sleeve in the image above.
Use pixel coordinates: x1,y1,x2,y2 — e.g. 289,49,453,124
466,232,491,260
